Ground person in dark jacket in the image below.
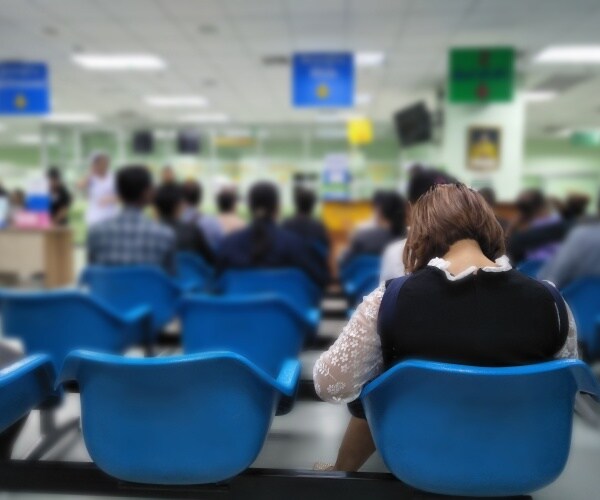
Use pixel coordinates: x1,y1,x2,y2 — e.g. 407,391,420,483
283,187,329,249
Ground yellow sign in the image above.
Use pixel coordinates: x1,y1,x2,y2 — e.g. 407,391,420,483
347,117,373,146
14,94,27,109
467,126,501,171
316,84,330,99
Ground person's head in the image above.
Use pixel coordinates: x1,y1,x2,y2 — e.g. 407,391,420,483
10,189,25,208
47,166,62,189
293,187,317,216
374,191,407,237
561,193,590,221
153,183,183,221
515,189,547,222
89,152,110,177
161,165,176,185
404,184,505,273
248,181,279,220
116,165,153,207
407,168,455,205
181,180,203,209
478,187,496,207
216,188,238,214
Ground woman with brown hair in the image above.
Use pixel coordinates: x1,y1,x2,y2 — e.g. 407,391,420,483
313,183,578,472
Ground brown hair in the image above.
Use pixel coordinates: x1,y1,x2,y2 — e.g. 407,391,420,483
403,183,505,273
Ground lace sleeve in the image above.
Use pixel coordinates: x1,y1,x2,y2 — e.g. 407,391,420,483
313,284,385,404
555,303,579,359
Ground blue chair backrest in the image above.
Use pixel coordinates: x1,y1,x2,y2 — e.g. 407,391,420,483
0,290,139,370
58,350,300,485
361,359,598,497
562,277,600,355
81,266,182,333
175,252,214,291
0,354,55,432
340,255,381,284
347,270,380,307
219,268,321,313
517,258,546,278
181,295,305,377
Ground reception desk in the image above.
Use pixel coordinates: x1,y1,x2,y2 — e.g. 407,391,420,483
0,228,74,288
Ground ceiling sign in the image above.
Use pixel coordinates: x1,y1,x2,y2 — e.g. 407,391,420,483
292,52,354,108
449,48,514,104
0,61,51,115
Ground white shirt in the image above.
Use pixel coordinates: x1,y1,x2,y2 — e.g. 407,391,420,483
380,238,407,282
86,174,118,226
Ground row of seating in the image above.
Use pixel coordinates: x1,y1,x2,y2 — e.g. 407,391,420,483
339,255,381,308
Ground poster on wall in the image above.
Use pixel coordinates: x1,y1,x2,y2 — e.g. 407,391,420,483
322,153,351,200
467,126,501,171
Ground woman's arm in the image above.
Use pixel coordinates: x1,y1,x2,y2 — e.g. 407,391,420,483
313,284,386,403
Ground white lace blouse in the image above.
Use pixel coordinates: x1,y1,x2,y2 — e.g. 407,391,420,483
313,256,579,404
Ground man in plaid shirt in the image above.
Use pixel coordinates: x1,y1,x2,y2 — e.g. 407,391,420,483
87,165,176,273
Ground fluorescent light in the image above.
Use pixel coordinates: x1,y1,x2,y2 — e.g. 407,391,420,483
43,113,98,123
179,113,229,123
315,112,360,123
16,134,58,145
355,51,385,67
73,53,166,71
535,46,600,64
145,96,208,108
523,91,557,103
355,93,372,105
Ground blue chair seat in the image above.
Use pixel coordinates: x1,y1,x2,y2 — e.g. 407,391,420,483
58,350,301,485
562,277,600,357
0,354,55,433
0,290,149,370
361,359,599,497
81,266,185,335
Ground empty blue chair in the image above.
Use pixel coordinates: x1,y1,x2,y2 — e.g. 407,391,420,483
175,252,214,291
181,295,306,377
562,277,600,356
346,270,380,307
361,359,598,497
0,354,55,433
0,290,148,369
340,255,380,284
517,258,546,278
58,350,301,484
81,266,187,335
219,269,321,327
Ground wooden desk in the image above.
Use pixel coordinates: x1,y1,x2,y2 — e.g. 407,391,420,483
0,228,74,288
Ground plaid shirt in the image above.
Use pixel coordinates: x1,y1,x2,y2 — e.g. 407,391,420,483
87,208,176,273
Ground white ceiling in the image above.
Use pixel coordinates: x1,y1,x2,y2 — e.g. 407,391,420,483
0,0,600,139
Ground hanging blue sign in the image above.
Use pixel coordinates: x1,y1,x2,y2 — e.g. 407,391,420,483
0,62,50,115
292,52,354,108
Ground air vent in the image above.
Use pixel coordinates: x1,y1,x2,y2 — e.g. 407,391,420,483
262,55,290,66
534,74,591,92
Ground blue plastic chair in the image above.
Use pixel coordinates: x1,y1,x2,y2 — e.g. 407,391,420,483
361,359,599,497
58,350,301,485
0,354,56,433
81,266,188,334
562,277,600,356
0,290,148,370
181,295,307,377
340,255,381,284
346,270,380,307
517,258,547,278
219,269,321,327
175,252,214,291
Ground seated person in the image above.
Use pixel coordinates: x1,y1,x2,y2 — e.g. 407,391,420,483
283,187,329,251
218,181,329,288
340,191,407,267
507,189,572,263
153,183,216,266
216,187,245,235
181,180,223,250
87,165,176,273
539,194,600,288
314,184,577,472
478,186,508,232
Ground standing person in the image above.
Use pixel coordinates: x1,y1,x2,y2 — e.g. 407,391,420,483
87,165,176,273
218,181,329,288
153,183,216,265
47,167,72,226
283,187,329,250
180,179,223,250
215,187,245,236
79,152,118,227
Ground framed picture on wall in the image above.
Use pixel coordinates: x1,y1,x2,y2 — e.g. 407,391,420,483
467,126,501,171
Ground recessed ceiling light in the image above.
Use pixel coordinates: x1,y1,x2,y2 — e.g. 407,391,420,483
145,96,208,108
43,113,98,123
535,46,600,64
523,91,557,103
355,51,385,68
179,113,230,123
72,53,166,71
355,93,372,105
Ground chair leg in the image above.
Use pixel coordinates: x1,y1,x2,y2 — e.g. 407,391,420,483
0,416,28,460
25,410,80,461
